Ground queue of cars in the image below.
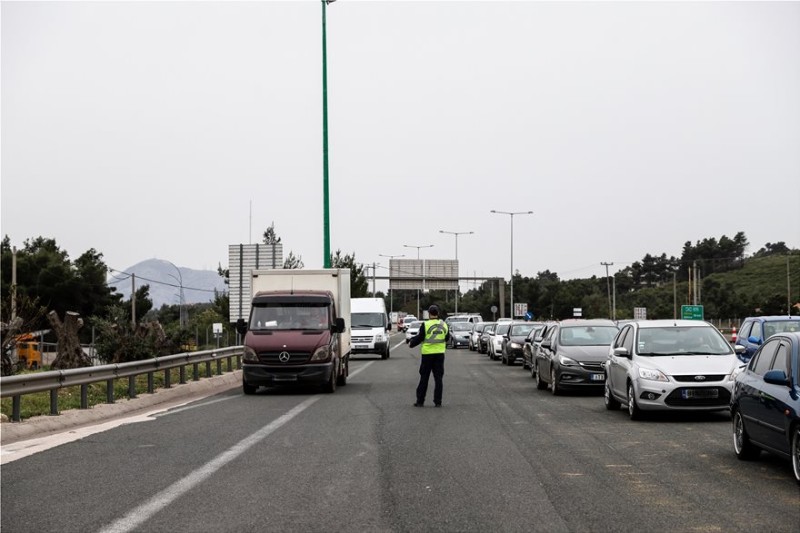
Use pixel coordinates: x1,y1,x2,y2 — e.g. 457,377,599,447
459,315,800,483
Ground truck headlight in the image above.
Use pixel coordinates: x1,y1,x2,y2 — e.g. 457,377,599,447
243,346,259,363
310,345,331,362
375,333,386,343
638,367,669,382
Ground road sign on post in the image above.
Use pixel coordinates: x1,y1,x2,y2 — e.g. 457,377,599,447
514,303,527,318
680,305,704,320
633,307,647,320
573,308,582,317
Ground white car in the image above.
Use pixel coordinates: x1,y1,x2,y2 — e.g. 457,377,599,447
405,321,423,343
604,319,743,420
488,322,511,360
400,316,418,332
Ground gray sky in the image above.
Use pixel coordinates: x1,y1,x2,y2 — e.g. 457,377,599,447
3,0,799,293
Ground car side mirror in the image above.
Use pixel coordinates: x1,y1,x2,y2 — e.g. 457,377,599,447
734,344,746,354
613,346,631,359
541,339,552,349
763,369,790,387
236,318,247,336
748,335,761,345
333,317,346,333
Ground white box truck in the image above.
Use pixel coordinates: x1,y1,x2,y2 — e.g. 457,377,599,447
235,268,351,393
351,297,391,359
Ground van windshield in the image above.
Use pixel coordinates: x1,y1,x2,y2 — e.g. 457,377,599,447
352,312,385,328
250,303,330,331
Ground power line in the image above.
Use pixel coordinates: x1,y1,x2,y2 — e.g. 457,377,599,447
106,268,219,293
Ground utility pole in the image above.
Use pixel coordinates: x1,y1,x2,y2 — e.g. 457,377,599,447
673,271,677,319
379,253,405,324
11,247,17,322
403,244,434,319
601,262,614,319
490,210,533,318
372,262,377,296
131,274,136,327
788,254,792,316
439,230,474,314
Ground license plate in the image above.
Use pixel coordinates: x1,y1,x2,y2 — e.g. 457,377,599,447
590,373,605,381
273,376,298,382
354,343,368,347
682,388,718,399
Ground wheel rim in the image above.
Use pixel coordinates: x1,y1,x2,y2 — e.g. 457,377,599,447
628,384,635,416
792,427,800,481
604,383,611,406
551,368,557,393
734,413,745,454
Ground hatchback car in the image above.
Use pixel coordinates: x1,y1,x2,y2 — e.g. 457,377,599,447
604,320,742,419
534,320,618,394
501,322,540,366
488,322,511,360
469,322,487,351
523,322,555,371
478,322,496,354
400,315,418,333
730,331,800,483
447,322,473,349
404,320,423,342
735,316,800,363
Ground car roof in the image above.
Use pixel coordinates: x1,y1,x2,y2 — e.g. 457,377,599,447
633,319,716,329
743,316,800,322
559,319,617,327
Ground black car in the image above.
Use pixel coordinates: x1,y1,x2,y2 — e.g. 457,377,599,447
447,322,473,349
731,331,800,483
501,322,541,366
523,322,556,372
478,322,496,354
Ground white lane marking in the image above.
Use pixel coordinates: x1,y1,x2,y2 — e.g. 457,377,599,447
153,395,236,417
98,362,374,533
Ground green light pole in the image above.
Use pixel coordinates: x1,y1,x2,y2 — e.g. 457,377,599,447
322,0,335,268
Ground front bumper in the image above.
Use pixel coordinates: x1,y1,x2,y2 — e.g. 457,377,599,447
632,379,733,411
243,362,333,386
451,336,470,348
553,364,607,389
351,340,388,354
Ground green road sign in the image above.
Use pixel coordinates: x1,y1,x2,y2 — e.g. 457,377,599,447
681,305,704,320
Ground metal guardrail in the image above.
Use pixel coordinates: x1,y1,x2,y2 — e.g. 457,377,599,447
0,346,244,422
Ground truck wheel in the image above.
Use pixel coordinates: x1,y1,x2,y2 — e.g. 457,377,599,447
324,365,337,393
337,359,348,386
382,346,389,360
242,380,257,395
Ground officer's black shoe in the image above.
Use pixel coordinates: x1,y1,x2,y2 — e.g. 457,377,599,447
434,403,442,408
413,402,424,407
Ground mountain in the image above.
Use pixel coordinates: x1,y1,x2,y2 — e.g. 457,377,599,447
107,259,226,309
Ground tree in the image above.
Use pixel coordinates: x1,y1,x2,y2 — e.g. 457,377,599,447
283,251,304,269
330,250,368,297
263,222,282,245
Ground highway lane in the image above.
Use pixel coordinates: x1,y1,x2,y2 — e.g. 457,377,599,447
2,331,798,532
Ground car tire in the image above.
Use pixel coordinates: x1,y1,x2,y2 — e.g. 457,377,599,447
550,367,560,396
323,365,337,393
604,381,620,410
732,409,760,460
337,358,348,386
501,350,508,365
536,362,547,390
627,382,643,420
242,380,257,395
792,424,800,483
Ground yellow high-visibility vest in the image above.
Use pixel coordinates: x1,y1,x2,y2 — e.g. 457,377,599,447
421,319,448,355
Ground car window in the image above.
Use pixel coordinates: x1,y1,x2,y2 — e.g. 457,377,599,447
622,327,634,353
738,321,752,341
496,324,510,335
770,343,790,375
752,338,780,376
544,327,557,344
763,320,800,338
559,326,619,346
751,321,763,341
613,327,628,349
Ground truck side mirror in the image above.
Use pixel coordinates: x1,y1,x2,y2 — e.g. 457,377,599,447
333,317,346,333
236,318,247,336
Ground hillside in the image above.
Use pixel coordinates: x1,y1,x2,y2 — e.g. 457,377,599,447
107,259,226,308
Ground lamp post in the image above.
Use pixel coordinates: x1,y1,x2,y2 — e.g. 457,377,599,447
439,230,473,313
403,244,434,319
490,210,533,318
379,253,405,324
321,0,336,268
165,260,184,329
601,262,614,319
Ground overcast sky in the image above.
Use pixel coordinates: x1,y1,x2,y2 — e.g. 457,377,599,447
3,1,799,293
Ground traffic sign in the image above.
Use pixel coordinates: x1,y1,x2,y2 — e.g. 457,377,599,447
681,305,704,320
573,307,582,317
525,311,534,321
633,307,647,320
514,303,528,318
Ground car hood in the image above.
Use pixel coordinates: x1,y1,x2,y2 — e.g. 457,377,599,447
509,335,528,343
559,345,610,362
246,330,329,353
637,354,739,376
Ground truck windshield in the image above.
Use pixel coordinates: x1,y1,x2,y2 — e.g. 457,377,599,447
250,303,330,331
352,312,384,328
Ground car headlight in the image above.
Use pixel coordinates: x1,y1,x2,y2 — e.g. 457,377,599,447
509,342,521,349
558,355,578,366
243,346,259,363
310,345,331,362
638,367,669,382
375,333,386,343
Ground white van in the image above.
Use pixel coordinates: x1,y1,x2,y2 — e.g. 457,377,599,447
350,298,391,359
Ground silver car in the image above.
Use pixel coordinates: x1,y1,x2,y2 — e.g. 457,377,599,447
604,319,742,420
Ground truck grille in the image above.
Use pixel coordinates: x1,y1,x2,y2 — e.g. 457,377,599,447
352,335,373,343
257,351,311,364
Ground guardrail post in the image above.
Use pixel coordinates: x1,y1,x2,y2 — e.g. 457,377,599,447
227,355,233,372
81,384,88,409
128,376,137,399
50,389,59,415
205,361,211,378
216,359,222,375
106,379,115,404
164,368,171,389
12,396,21,422
237,354,242,369
180,365,187,384
193,363,199,381
147,372,154,394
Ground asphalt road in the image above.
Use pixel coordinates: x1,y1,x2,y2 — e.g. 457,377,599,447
2,332,799,533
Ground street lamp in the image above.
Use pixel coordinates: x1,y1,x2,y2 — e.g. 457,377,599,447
490,210,533,318
379,253,405,324
439,230,474,313
321,0,336,268
403,244,434,318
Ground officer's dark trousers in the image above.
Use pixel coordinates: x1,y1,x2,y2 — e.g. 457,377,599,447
416,353,445,405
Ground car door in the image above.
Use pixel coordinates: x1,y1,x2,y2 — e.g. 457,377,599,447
757,340,795,453
608,325,633,399
739,338,780,444
538,325,558,380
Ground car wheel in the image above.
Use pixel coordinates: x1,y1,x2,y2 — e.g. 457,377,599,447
501,349,508,365
323,365,337,393
627,382,643,420
536,362,547,390
732,409,760,460
550,367,560,396
792,424,800,483
604,381,620,410
522,356,530,370
337,358,349,386
242,380,257,395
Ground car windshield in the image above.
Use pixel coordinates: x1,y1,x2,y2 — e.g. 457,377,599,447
351,312,384,328
451,322,472,332
474,324,485,333
636,326,733,356
496,324,510,334
762,320,800,338
559,326,618,346
484,325,496,334
250,303,330,331
510,324,535,336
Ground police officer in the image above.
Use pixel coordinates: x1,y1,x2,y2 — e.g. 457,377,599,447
408,304,450,407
